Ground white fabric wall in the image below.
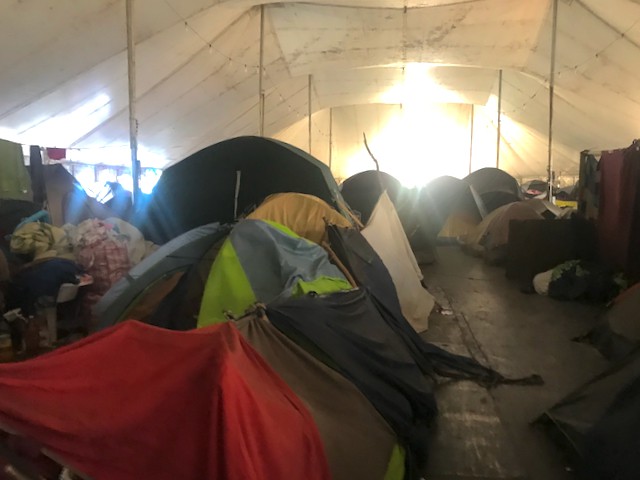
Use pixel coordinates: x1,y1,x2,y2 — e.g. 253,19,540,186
327,103,472,187
278,99,582,187
471,101,580,183
274,109,331,167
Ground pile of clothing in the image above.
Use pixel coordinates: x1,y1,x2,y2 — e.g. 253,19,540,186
533,259,626,303
2,217,156,335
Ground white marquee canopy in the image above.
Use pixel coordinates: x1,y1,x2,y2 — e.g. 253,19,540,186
1,0,639,185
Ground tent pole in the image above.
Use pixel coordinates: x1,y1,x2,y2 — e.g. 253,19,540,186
548,0,559,200
258,4,265,137
496,69,502,169
469,104,474,174
126,0,140,203
329,107,333,171
308,74,312,154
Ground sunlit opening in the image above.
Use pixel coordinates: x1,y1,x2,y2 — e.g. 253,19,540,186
65,144,168,169
71,165,162,199
64,146,165,199
379,64,464,106
346,64,471,187
341,65,544,188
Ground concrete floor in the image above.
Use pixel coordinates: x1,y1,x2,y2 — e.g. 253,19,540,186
420,247,609,480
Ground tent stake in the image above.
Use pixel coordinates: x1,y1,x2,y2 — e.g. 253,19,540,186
126,0,140,203
496,69,502,169
548,0,559,200
258,4,265,136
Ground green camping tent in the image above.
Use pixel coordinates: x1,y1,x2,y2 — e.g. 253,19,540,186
94,222,230,331
198,219,352,327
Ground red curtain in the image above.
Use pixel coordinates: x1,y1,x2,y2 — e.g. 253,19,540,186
598,144,640,280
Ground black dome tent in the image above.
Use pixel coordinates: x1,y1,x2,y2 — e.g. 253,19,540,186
464,168,522,213
340,170,403,224
134,136,347,244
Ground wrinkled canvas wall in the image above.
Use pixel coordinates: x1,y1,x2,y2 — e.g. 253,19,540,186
278,98,581,187
1,0,639,181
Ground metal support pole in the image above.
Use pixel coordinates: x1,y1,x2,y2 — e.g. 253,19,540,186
548,0,559,200
469,104,475,174
329,107,333,171
258,5,265,136
126,0,140,203
496,69,503,169
308,74,312,154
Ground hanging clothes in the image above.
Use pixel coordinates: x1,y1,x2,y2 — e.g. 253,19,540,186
0,139,32,202
45,147,66,161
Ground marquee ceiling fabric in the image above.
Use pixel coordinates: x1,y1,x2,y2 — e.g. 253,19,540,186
1,0,639,178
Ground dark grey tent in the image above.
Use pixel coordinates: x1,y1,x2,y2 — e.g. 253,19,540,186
327,224,541,386
539,349,640,480
339,171,434,262
133,136,346,244
340,170,403,224
583,284,640,361
521,179,549,199
93,222,230,331
415,175,486,242
464,168,522,213
267,289,438,478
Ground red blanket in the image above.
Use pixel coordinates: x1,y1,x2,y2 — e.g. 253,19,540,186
0,321,330,480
